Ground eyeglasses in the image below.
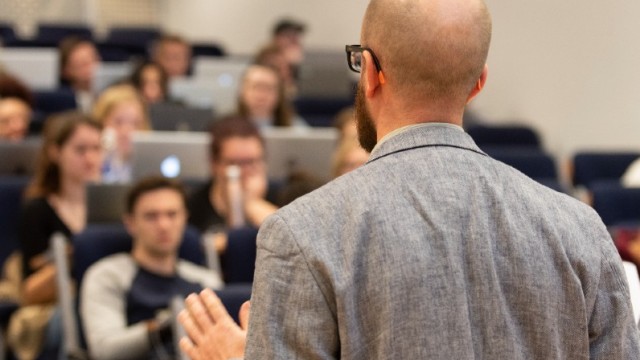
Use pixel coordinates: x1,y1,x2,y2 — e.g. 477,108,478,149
345,44,383,74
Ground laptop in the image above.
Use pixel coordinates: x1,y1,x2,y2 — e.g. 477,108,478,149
0,48,58,90
86,183,131,223
149,102,214,132
190,57,250,114
0,137,42,176
297,51,355,99
262,128,339,182
131,131,210,181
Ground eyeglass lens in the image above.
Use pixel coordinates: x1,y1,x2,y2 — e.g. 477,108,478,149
350,51,362,72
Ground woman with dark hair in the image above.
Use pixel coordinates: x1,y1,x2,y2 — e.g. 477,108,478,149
58,36,100,113
0,71,33,141
19,111,103,304
129,61,169,104
237,64,306,129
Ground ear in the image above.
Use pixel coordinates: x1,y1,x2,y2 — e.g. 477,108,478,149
362,51,383,99
466,64,488,104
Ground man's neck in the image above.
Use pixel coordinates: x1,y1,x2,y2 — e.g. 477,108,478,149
373,95,465,141
131,247,177,277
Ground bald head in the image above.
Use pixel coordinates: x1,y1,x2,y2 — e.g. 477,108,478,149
362,0,491,105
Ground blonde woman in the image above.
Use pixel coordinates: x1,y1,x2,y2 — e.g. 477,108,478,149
93,84,150,183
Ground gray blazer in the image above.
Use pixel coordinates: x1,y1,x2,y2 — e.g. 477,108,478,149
245,125,640,359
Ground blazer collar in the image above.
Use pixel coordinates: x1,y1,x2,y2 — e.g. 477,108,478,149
367,124,486,164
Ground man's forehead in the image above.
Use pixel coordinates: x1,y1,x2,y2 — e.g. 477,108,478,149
132,189,184,212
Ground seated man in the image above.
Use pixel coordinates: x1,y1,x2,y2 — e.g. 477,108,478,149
80,176,223,360
151,34,192,79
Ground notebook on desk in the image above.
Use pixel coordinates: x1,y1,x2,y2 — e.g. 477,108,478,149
131,131,210,181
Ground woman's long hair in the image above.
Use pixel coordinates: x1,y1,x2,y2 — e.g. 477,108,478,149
26,111,102,199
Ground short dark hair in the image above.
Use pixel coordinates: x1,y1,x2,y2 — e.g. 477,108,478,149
209,115,264,161
273,18,306,36
126,176,187,214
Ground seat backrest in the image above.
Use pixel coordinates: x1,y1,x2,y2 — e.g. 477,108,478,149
591,181,640,227
467,124,541,149
192,43,225,57
72,224,204,286
0,23,17,44
104,27,160,56
221,226,258,284
484,148,557,180
572,152,640,188
0,176,29,266
215,284,252,325
36,24,93,46
33,89,77,115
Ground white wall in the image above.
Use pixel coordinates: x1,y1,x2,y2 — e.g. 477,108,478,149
477,0,640,160
161,0,369,53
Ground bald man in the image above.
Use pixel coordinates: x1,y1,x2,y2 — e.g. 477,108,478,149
179,0,640,358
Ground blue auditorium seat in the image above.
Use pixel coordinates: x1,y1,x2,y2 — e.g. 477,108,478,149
221,226,259,284
0,23,17,45
572,152,640,189
35,24,93,46
294,97,354,127
467,124,541,149
591,181,640,227
0,176,28,268
192,42,225,57
215,284,252,324
102,27,160,57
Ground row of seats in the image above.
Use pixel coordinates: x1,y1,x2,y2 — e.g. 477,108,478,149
0,23,224,61
27,88,355,133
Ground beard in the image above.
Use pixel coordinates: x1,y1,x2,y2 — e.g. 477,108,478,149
354,83,377,152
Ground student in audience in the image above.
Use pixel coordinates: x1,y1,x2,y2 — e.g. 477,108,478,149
237,64,306,129
151,34,192,79
268,18,306,93
188,116,278,235
254,44,297,99
0,71,33,141
9,112,102,359
81,176,223,360
92,84,150,183
129,61,169,105
58,36,101,113
331,138,370,178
